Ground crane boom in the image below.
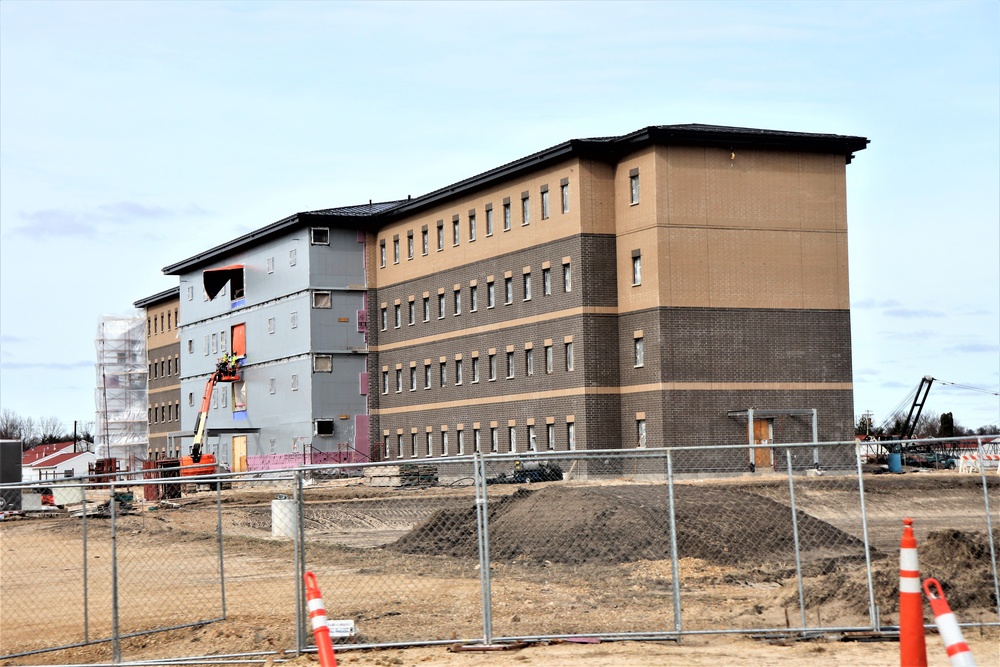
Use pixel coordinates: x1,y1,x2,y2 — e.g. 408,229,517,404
899,375,934,440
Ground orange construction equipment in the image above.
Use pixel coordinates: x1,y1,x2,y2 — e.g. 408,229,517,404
899,517,927,667
304,571,338,667
924,578,977,667
181,355,242,478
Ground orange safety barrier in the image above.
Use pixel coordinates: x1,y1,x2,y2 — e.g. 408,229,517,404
304,571,338,667
924,578,977,667
899,518,927,667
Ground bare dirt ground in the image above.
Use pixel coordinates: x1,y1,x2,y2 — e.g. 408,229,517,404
2,471,998,666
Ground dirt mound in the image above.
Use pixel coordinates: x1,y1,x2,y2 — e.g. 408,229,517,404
392,484,867,566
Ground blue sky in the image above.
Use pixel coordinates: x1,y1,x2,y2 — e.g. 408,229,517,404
1,1,998,434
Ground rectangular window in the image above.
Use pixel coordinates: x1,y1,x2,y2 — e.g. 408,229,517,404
380,240,386,268
566,341,574,371
506,351,514,378
381,370,389,394
630,168,640,204
488,353,497,381
267,317,275,334
504,277,513,305
291,374,298,391
471,356,480,383
561,180,569,213
485,206,494,236
632,251,642,286
314,355,333,372
396,434,402,458
437,222,444,250
470,285,478,312
526,348,534,376
452,218,460,246
203,335,209,355
490,427,498,453
487,281,495,308
545,345,553,374
521,192,530,225
541,188,550,220
407,232,414,259
469,212,476,241
523,273,532,300
503,200,511,231
509,427,517,452
438,293,446,319
528,425,537,451
455,359,463,385
637,419,647,448
547,424,555,450
423,296,430,322
454,289,461,315
380,307,387,331
395,369,402,393
543,268,551,295
394,304,401,328
568,422,576,450
269,378,276,395
267,256,274,274
311,227,330,245
393,237,400,264
458,430,465,455
427,433,434,458
422,228,429,255
290,311,298,329
220,330,228,353
187,286,194,301
635,337,645,367
211,333,218,354
424,363,431,389
474,428,481,453
289,248,297,266
188,339,194,354
409,433,416,458
314,291,332,308
439,362,447,387
442,431,449,456
563,262,572,292
410,367,417,391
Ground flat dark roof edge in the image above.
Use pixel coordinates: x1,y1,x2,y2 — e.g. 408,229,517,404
133,286,181,308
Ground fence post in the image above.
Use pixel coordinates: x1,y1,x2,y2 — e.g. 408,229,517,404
666,450,682,634
82,482,90,644
473,454,493,645
976,437,1000,622
110,480,121,664
784,449,807,629
216,477,227,620
854,441,878,630
295,469,306,654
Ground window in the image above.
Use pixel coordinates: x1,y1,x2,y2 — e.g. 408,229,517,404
455,359,463,385
561,179,569,213
393,237,400,264
629,168,640,204
167,358,172,375
439,362,447,387
563,262,572,292
426,433,434,457
473,428,481,453
267,317,275,334
485,206,494,236
541,187,550,220
410,367,417,391
211,333,218,354
528,425,537,451
407,232,414,259
526,348,534,376
189,392,194,406
220,330,228,353
380,306,387,331
437,221,444,250
289,248,297,266
203,335,209,355
442,431,449,456
267,256,274,274
545,344,553,374
167,311,172,331
314,291,332,308
637,419,647,448
568,422,576,450
504,277,513,304
547,424,555,450
420,296,429,322
409,433,416,458
187,286,194,301
381,370,389,394
488,353,497,381
469,212,477,241
188,339,193,354
523,273,532,301
634,337,645,367
396,435,402,458
503,199,511,231
422,227,429,255
408,300,415,325
454,289,461,315
506,351,514,378
290,311,298,329
543,267,551,295
458,430,465,455
470,285,478,312
394,304,401,328
632,250,642,286
469,356,479,382
424,363,432,389
311,227,330,245
395,369,402,393
269,378,276,395
437,293,446,319
314,355,333,372
509,426,517,452
487,281,495,308
566,341,574,371
490,427,498,453
291,374,298,391
380,240,386,268
521,192,530,225
452,218,460,246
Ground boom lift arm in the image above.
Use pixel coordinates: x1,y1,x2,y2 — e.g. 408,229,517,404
190,355,242,463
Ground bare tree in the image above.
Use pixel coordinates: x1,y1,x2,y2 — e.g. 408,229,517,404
37,416,68,444
0,408,39,448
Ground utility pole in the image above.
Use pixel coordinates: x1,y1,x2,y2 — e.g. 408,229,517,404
862,410,875,436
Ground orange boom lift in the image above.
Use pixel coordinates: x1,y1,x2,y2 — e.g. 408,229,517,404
180,354,242,478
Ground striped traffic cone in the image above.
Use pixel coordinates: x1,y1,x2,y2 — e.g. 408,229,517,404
924,578,977,667
899,518,927,667
304,571,338,667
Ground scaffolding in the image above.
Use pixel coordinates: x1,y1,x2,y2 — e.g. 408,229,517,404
94,315,148,465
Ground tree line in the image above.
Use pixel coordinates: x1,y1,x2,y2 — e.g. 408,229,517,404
0,408,93,451
856,411,998,439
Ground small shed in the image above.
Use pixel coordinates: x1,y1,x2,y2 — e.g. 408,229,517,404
28,450,97,482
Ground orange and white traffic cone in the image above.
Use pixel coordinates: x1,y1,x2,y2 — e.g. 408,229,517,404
924,578,977,667
899,517,927,667
304,571,338,667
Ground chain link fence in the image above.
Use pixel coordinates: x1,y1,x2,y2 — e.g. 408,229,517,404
2,437,998,662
